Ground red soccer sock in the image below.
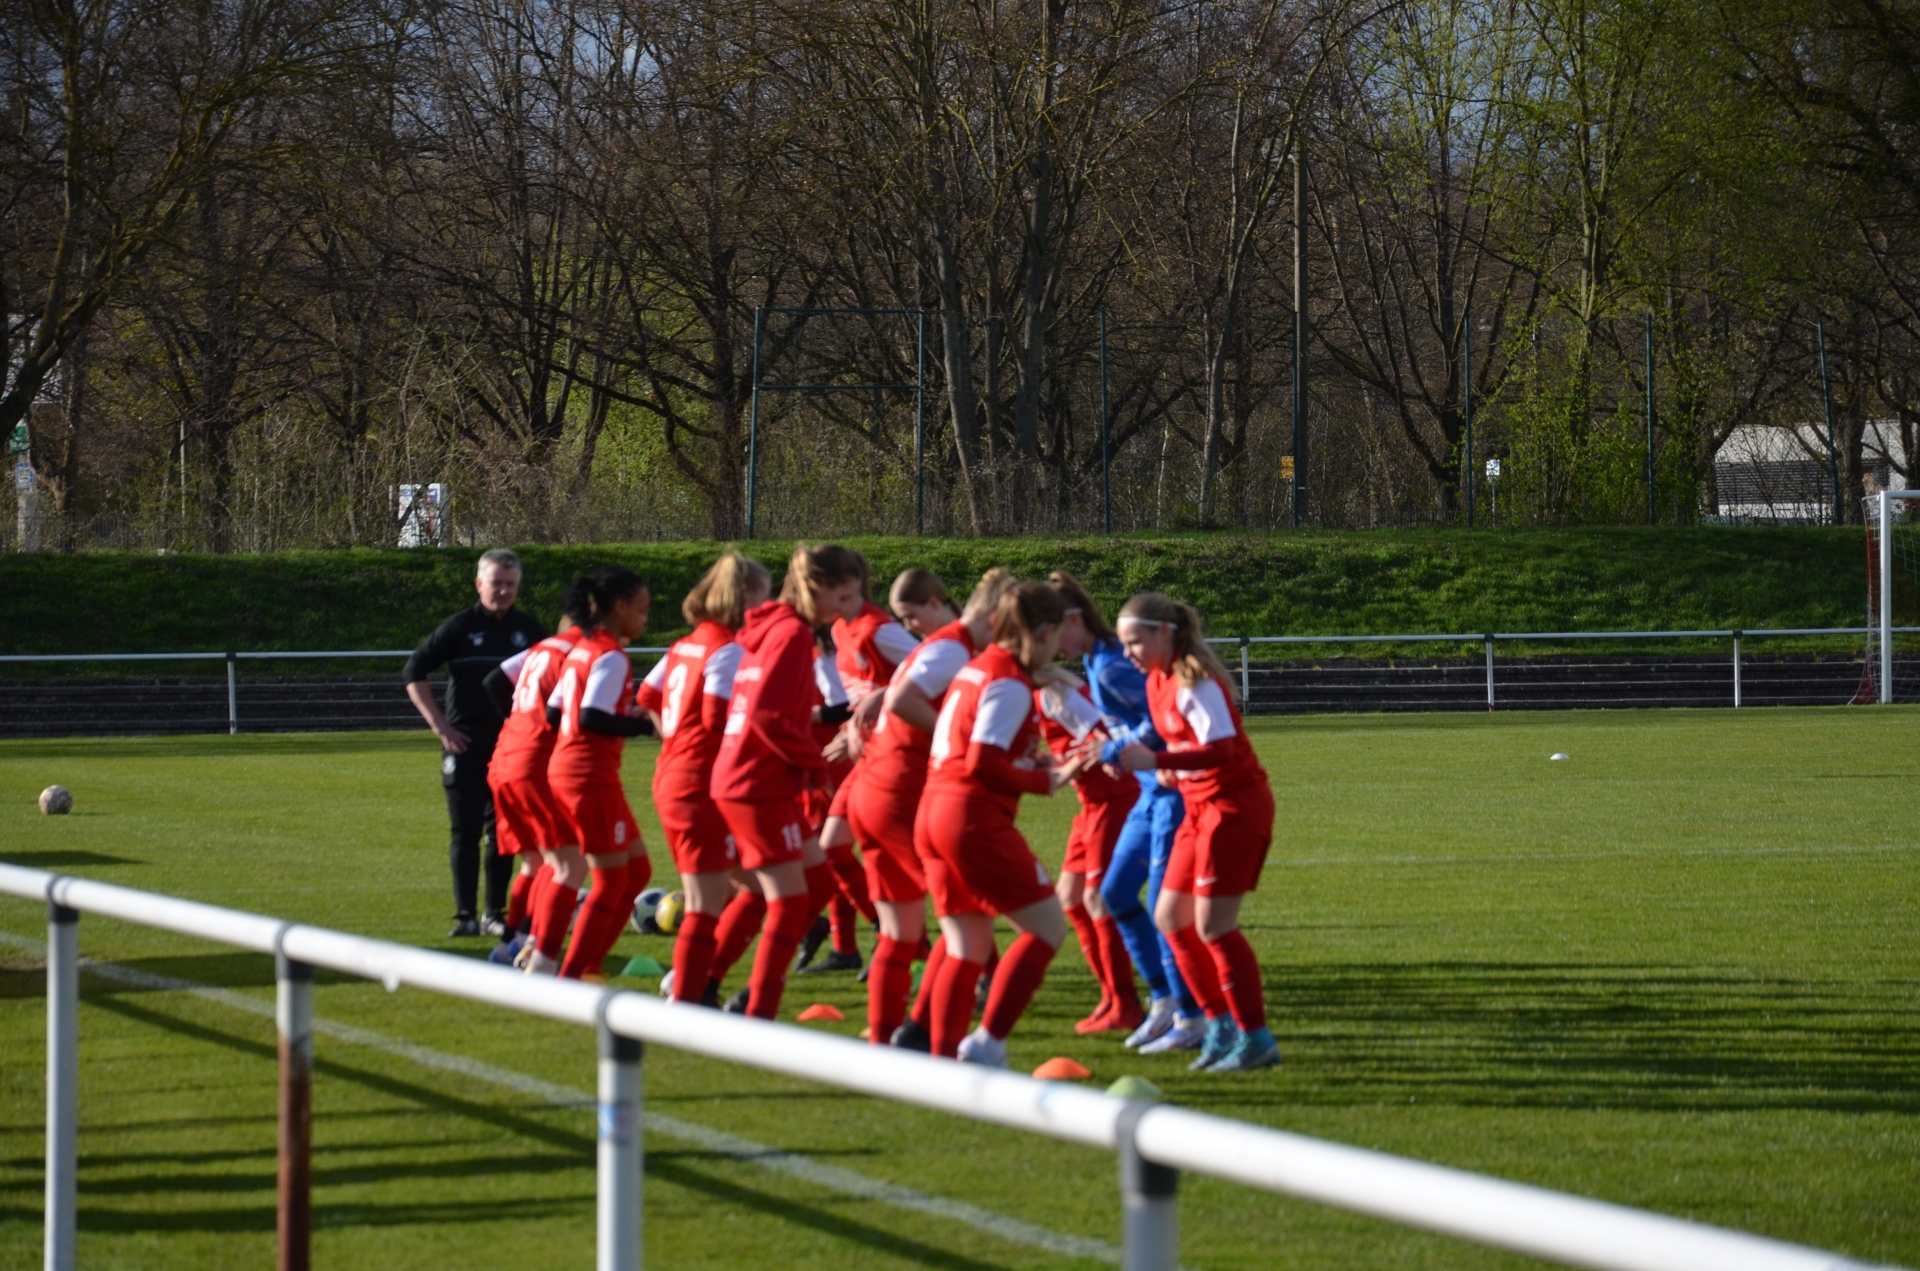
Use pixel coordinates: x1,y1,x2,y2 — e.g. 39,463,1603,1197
746,895,814,1018
1207,927,1267,1032
929,954,986,1057
672,910,721,1004
1064,903,1108,1007
1164,924,1229,1019
866,935,916,1044
505,867,538,933
981,933,1056,1040
826,845,878,926
522,864,556,937
533,879,579,960
559,866,628,978
831,893,859,955
710,891,767,986
623,855,652,906
804,861,837,916
1095,915,1140,1012
910,936,948,1028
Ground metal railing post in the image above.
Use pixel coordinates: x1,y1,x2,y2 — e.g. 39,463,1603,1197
1484,635,1496,711
1118,1104,1177,1271
227,652,239,735
277,952,314,1271
598,1027,642,1271
46,899,78,1271
1239,637,1250,704
1880,489,1894,703
1732,632,1742,709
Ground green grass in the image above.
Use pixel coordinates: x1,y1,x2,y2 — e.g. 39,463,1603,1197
0,527,1871,662
1,710,1917,1269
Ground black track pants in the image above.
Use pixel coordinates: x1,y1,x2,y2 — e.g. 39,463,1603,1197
444,749,509,918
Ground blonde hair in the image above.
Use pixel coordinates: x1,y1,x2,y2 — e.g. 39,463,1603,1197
991,583,1067,672
960,567,1018,624
890,566,952,609
1047,571,1114,642
780,542,865,623
1117,592,1236,698
684,551,771,630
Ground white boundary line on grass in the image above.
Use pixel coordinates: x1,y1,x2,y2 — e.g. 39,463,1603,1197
0,928,1127,1267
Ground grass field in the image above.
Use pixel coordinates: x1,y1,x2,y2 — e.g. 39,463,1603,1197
2,709,1917,1269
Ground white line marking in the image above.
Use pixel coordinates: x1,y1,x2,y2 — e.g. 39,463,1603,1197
0,929,1125,1266
1282,841,1919,869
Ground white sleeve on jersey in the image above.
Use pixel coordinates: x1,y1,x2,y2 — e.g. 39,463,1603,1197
498,649,530,684
903,638,971,698
814,654,849,706
1177,678,1237,742
971,678,1033,748
642,655,669,691
1040,684,1106,740
703,642,743,699
583,649,630,714
872,621,920,667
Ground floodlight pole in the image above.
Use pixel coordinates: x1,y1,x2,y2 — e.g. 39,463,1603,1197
916,310,927,536
1463,323,1474,528
1880,488,1893,703
1645,312,1655,526
1101,309,1111,534
1817,322,1841,526
748,308,764,539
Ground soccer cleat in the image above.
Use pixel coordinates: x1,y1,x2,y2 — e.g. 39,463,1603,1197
523,949,559,976
699,981,721,1009
487,934,526,966
855,962,871,984
1137,1015,1207,1055
794,915,832,970
658,969,676,997
1208,1028,1282,1073
956,1029,1009,1068
800,950,863,975
1188,1017,1242,1072
723,987,751,1014
890,1019,932,1052
1125,997,1178,1049
449,915,482,939
480,913,508,939
512,941,536,971
1074,1000,1118,1035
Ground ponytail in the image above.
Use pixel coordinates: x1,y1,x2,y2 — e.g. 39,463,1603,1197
567,566,649,632
991,582,1067,672
684,551,771,630
1047,571,1114,643
1117,591,1236,699
779,542,865,623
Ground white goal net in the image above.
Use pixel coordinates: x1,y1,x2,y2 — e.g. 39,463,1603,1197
1857,490,1920,703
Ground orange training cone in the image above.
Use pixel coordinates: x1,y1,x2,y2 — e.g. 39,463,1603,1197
1032,1057,1092,1081
796,1003,847,1022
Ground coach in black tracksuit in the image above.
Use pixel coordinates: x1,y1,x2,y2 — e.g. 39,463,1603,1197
404,548,547,938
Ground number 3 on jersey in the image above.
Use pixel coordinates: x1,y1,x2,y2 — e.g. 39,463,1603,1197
659,662,691,737
511,650,554,714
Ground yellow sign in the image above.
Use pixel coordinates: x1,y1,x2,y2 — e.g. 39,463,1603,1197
1279,456,1295,480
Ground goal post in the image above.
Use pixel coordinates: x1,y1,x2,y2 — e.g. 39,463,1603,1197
1861,489,1920,704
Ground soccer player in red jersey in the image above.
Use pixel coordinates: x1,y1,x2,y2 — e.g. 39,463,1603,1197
634,552,770,1005
1037,573,1144,1036
481,597,589,966
1112,592,1280,1072
919,583,1091,1064
798,622,870,973
708,543,867,1019
847,568,1014,1047
537,568,655,980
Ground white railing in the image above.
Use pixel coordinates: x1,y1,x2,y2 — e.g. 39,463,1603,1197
0,863,1893,1271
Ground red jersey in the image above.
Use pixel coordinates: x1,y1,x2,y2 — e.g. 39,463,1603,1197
545,629,635,791
833,601,918,702
856,618,976,793
925,644,1050,817
710,601,827,803
1034,678,1138,804
1145,668,1268,802
637,621,742,801
488,629,582,785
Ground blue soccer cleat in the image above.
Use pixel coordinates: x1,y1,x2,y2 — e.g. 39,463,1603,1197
1208,1027,1282,1073
1187,1016,1241,1071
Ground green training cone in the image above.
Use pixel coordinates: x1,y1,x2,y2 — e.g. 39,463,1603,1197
619,955,665,978
1106,1075,1163,1101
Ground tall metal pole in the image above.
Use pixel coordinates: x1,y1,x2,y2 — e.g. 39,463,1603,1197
1464,323,1474,528
1818,323,1842,526
1291,144,1306,528
915,310,926,536
747,308,764,539
598,1028,642,1271
1880,487,1894,704
1118,1105,1178,1271
227,652,239,735
1100,309,1111,534
46,900,78,1271
1645,313,1656,525
277,953,313,1271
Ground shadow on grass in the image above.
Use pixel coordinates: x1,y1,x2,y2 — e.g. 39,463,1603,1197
0,950,360,1000
0,850,143,868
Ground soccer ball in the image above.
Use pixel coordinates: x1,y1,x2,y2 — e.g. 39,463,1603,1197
655,890,687,935
39,785,72,816
631,887,668,936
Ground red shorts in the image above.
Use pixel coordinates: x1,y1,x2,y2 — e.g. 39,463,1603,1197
801,785,835,835
846,774,924,902
917,793,1054,918
490,776,568,855
714,796,810,871
656,790,736,876
551,783,643,858
1162,782,1274,897
1062,793,1135,880
827,777,853,820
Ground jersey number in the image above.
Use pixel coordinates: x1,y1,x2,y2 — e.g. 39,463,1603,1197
512,651,552,714
660,662,691,737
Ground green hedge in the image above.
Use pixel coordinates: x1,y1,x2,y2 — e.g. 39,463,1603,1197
0,527,1869,660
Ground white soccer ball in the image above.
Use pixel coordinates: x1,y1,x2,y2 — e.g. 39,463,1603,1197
631,887,668,935
39,785,72,815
